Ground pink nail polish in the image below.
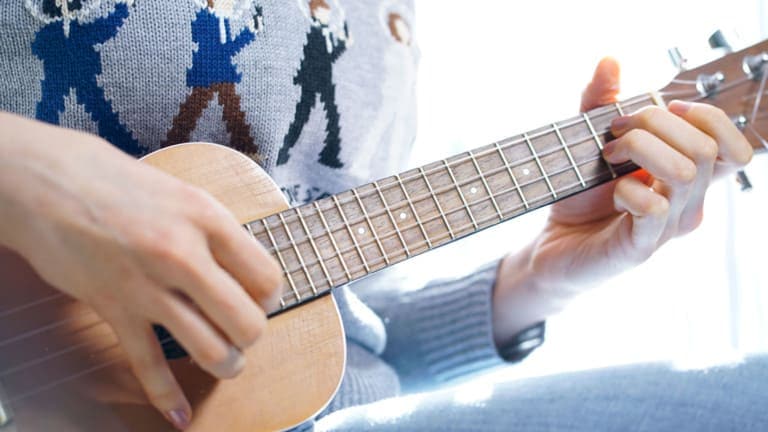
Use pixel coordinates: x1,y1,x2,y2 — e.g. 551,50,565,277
168,409,190,430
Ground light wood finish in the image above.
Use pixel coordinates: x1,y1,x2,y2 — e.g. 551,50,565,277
0,143,346,431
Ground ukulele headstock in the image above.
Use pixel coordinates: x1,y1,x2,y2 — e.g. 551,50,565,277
660,37,768,154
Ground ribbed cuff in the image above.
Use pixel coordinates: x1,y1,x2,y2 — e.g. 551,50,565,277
380,260,508,392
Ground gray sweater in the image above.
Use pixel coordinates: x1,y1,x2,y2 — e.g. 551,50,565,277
0,0,509,425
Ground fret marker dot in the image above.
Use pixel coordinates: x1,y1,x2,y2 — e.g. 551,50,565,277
400,212,407,220
470,187,478,194
523,168,531,176
357,227,365,235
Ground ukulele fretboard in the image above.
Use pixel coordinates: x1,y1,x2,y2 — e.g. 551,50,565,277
247,94,661,312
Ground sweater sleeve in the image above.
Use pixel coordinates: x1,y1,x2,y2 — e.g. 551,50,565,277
358,259,513,393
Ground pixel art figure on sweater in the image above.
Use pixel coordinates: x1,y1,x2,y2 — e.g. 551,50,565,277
277,0,351,168
163,0,263,155
30,0,141,154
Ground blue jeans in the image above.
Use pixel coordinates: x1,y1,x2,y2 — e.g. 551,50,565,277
316,355,768,431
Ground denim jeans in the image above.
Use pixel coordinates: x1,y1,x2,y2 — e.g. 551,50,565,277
315,355,768,431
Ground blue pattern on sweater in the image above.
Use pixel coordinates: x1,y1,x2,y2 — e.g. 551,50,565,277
31,3,140,154
186,8,255,88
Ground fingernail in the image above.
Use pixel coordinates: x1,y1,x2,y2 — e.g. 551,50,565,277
167,409,190,430
603,140,617,158
668,100,693,115
611,116,630,132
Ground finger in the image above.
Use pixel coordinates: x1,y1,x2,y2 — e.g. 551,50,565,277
611,105,721,233
603,129,697,188
110,315,192,430
208,219,283,313
581,57,621,112
603,129,696,236
152,292,246,380
668,100,753,176
179,258,269,350
614,176,670,255
191,194,283,311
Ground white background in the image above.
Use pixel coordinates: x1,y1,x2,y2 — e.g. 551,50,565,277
406,0,768,379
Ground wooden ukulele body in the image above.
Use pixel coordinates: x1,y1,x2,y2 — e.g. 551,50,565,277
0,143,346,431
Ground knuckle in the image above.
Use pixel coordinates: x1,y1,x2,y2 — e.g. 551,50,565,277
240,314,266,347
701,105,728,124
647,195,670,217
622,129,646,153
734,139,754,166
196,344,231,371
636,106,662,128
692,137,718,163
674,160,697,184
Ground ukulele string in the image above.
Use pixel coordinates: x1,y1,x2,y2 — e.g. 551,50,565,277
255,94,655,229
0,96,651,326
255,119,636,258
0,146,622,354
1,82,762,381
0,293,65,319
262,76,759,262
0,334,177,407
0,163,631,401
273,158,639,305
0,131,619,348
750,63,768,124
0,87,724,348
271,153,632,281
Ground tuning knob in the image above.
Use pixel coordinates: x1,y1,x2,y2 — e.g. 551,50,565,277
709,30,733,53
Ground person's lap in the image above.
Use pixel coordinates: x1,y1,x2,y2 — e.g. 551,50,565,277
315,355,768,431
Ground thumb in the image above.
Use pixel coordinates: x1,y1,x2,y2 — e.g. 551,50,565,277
580,57,621,112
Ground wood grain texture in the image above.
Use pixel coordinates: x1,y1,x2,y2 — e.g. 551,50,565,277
0,143,346,431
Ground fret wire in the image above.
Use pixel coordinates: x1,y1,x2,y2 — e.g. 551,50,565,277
614,101,626,116
494,142,529,209
264,125,623,262
523,132,557,199
582,113,617,179
553,122,587,188
395,174,433,248
352,189,391,265
262,219,301,302
256,108,657,259
278,213,317,296
251,95,655,244
314,201,352,281
295,207,334,289
468,150,504,220
276,159,634,277
442,159,479,230
244,221,285,307
373,180,412,256
332,195,371,273
418,167,455,239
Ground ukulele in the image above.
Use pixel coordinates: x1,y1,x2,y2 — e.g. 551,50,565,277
1,38,767,432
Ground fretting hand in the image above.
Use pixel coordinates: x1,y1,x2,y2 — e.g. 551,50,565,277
492,58,753,347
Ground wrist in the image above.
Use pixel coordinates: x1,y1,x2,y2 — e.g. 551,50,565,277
491,243,573,349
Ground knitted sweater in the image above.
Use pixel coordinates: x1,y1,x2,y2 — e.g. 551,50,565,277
0,0,509,425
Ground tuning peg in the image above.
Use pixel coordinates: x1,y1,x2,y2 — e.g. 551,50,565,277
668,47,688,71
709,30,733,53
